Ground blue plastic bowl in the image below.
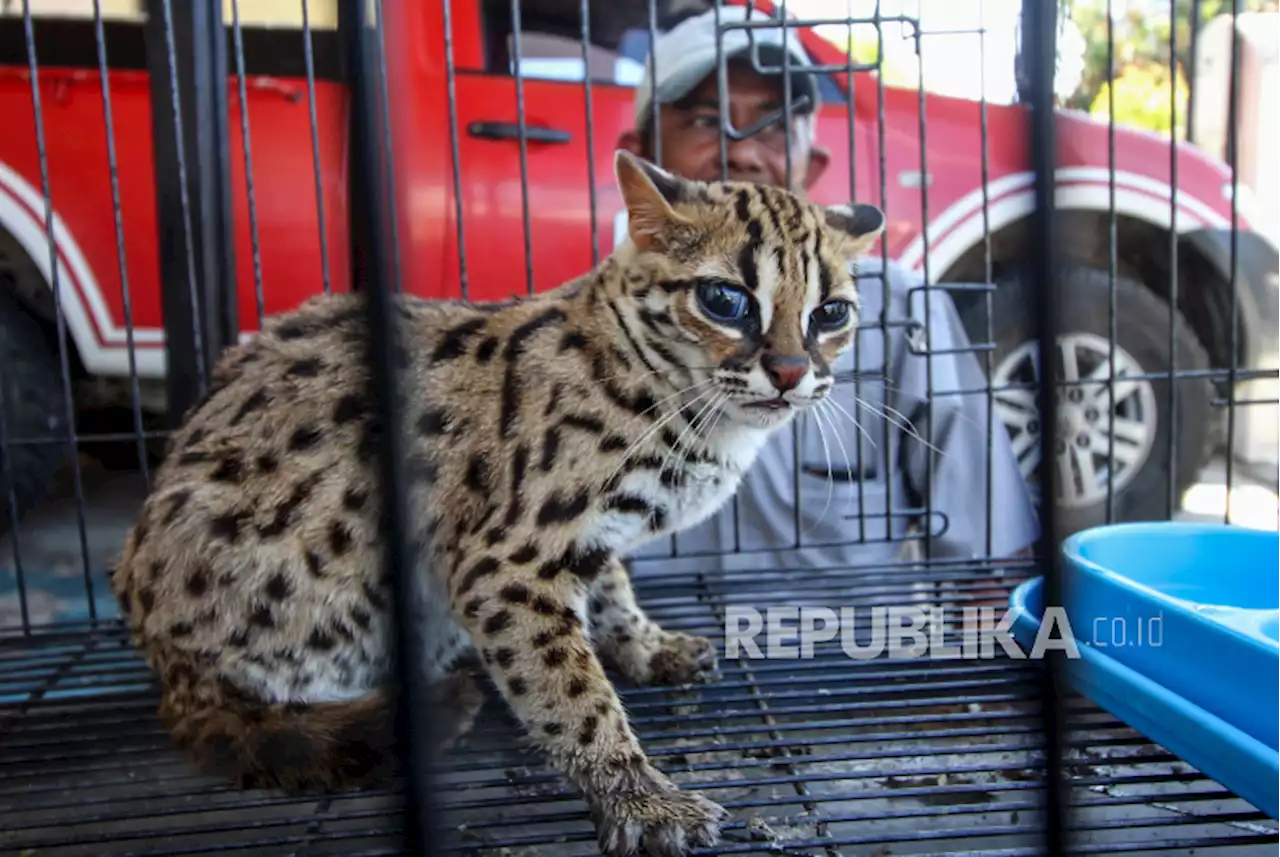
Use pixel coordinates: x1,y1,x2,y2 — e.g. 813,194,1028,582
1008,521,1279,818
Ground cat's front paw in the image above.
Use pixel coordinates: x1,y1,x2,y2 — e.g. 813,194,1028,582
589,765,727,857
647,632,719,686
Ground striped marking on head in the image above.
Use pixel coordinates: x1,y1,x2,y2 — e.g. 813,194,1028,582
609,149,886,384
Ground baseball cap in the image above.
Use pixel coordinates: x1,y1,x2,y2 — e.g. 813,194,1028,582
633,5,821,132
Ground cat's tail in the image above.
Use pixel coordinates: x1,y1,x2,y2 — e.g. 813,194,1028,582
159,665,483,793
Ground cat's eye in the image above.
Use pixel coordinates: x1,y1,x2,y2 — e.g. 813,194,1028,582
695,281,751,324
811,300,854,331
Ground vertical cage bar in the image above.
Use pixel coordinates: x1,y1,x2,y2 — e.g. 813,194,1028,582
777,0,804,549
913,17,934,560
442,0,469,300
846,0,867,544
21,0,97,623
94,0,151,489
302,0,334,297
979,0,995,556
376,8,403,293
1222,0,1240,521
647,0,662,168
579,0,599,268
787,6,805,551
1023,0,1069,853
713,0,726,182
671,0,708,558
712,0,743,553
229,0,266,329
339,2,441,852
0,392,31,634
509,0,535,296
143,0,239,424
1106,0,1118,524
875,3,892,541
1185,0,1202,145
1166,0,1180,519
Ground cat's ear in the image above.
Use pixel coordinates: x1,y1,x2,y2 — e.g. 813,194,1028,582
824,202,886,260
614,149,693,251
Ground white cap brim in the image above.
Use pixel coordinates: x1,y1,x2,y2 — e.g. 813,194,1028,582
633,7,821,131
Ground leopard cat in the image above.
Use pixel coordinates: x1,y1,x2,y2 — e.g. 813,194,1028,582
108,149,885,857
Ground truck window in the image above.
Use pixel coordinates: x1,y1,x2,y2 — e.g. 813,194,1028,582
0,0,337,28
479,0,845,103
0,0,144,22
479,0,657,86
0,0,340,80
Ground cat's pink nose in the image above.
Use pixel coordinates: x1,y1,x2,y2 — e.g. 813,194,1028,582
762,354,807,392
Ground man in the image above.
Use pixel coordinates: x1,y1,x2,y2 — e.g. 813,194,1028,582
617,6,1040,583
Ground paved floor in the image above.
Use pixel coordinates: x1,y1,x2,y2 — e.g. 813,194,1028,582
0,458,143,630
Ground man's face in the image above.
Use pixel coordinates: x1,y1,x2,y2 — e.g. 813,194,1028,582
619,60,830,192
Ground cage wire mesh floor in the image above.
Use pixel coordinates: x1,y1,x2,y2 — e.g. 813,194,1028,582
2,545,1276,857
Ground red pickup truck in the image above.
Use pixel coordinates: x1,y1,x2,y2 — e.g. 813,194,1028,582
0,0,1275,537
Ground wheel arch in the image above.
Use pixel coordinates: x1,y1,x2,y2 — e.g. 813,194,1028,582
932,204,1251,377
0,160,155,382
0,223,88,380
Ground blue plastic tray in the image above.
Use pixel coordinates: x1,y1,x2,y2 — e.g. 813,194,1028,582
1008,521,1279,819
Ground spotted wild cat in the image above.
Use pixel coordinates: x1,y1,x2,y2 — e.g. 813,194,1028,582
108,149,885,857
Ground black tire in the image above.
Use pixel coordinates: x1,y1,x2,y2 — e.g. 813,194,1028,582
959,265,1215,536
75,406,165,472
0,289,69,535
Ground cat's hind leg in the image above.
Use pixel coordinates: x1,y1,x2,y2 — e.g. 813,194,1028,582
156,645,483,793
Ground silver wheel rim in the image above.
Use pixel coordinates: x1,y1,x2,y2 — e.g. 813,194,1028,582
992,332,1158,509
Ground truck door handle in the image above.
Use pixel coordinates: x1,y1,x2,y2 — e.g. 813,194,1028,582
467,121,571,144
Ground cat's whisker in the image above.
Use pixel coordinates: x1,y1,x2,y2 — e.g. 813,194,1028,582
604,385,717,490
818,398,861,515
833,373,989,435
604,393,706,486
878,400,923,435
838,396,898,440
819,395,877,460
609,391,707,479
659,391,725,484
701,395,729,446
801,405,837,537
850,396,950,462
624,377,717,425
699,393,729,437
697,395,730,461
591,363,720,387
860,396,941,446
698,393,729,438
692,392,728,444
657,401,711,490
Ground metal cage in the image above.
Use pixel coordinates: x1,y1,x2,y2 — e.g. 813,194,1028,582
0,0,1276,854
